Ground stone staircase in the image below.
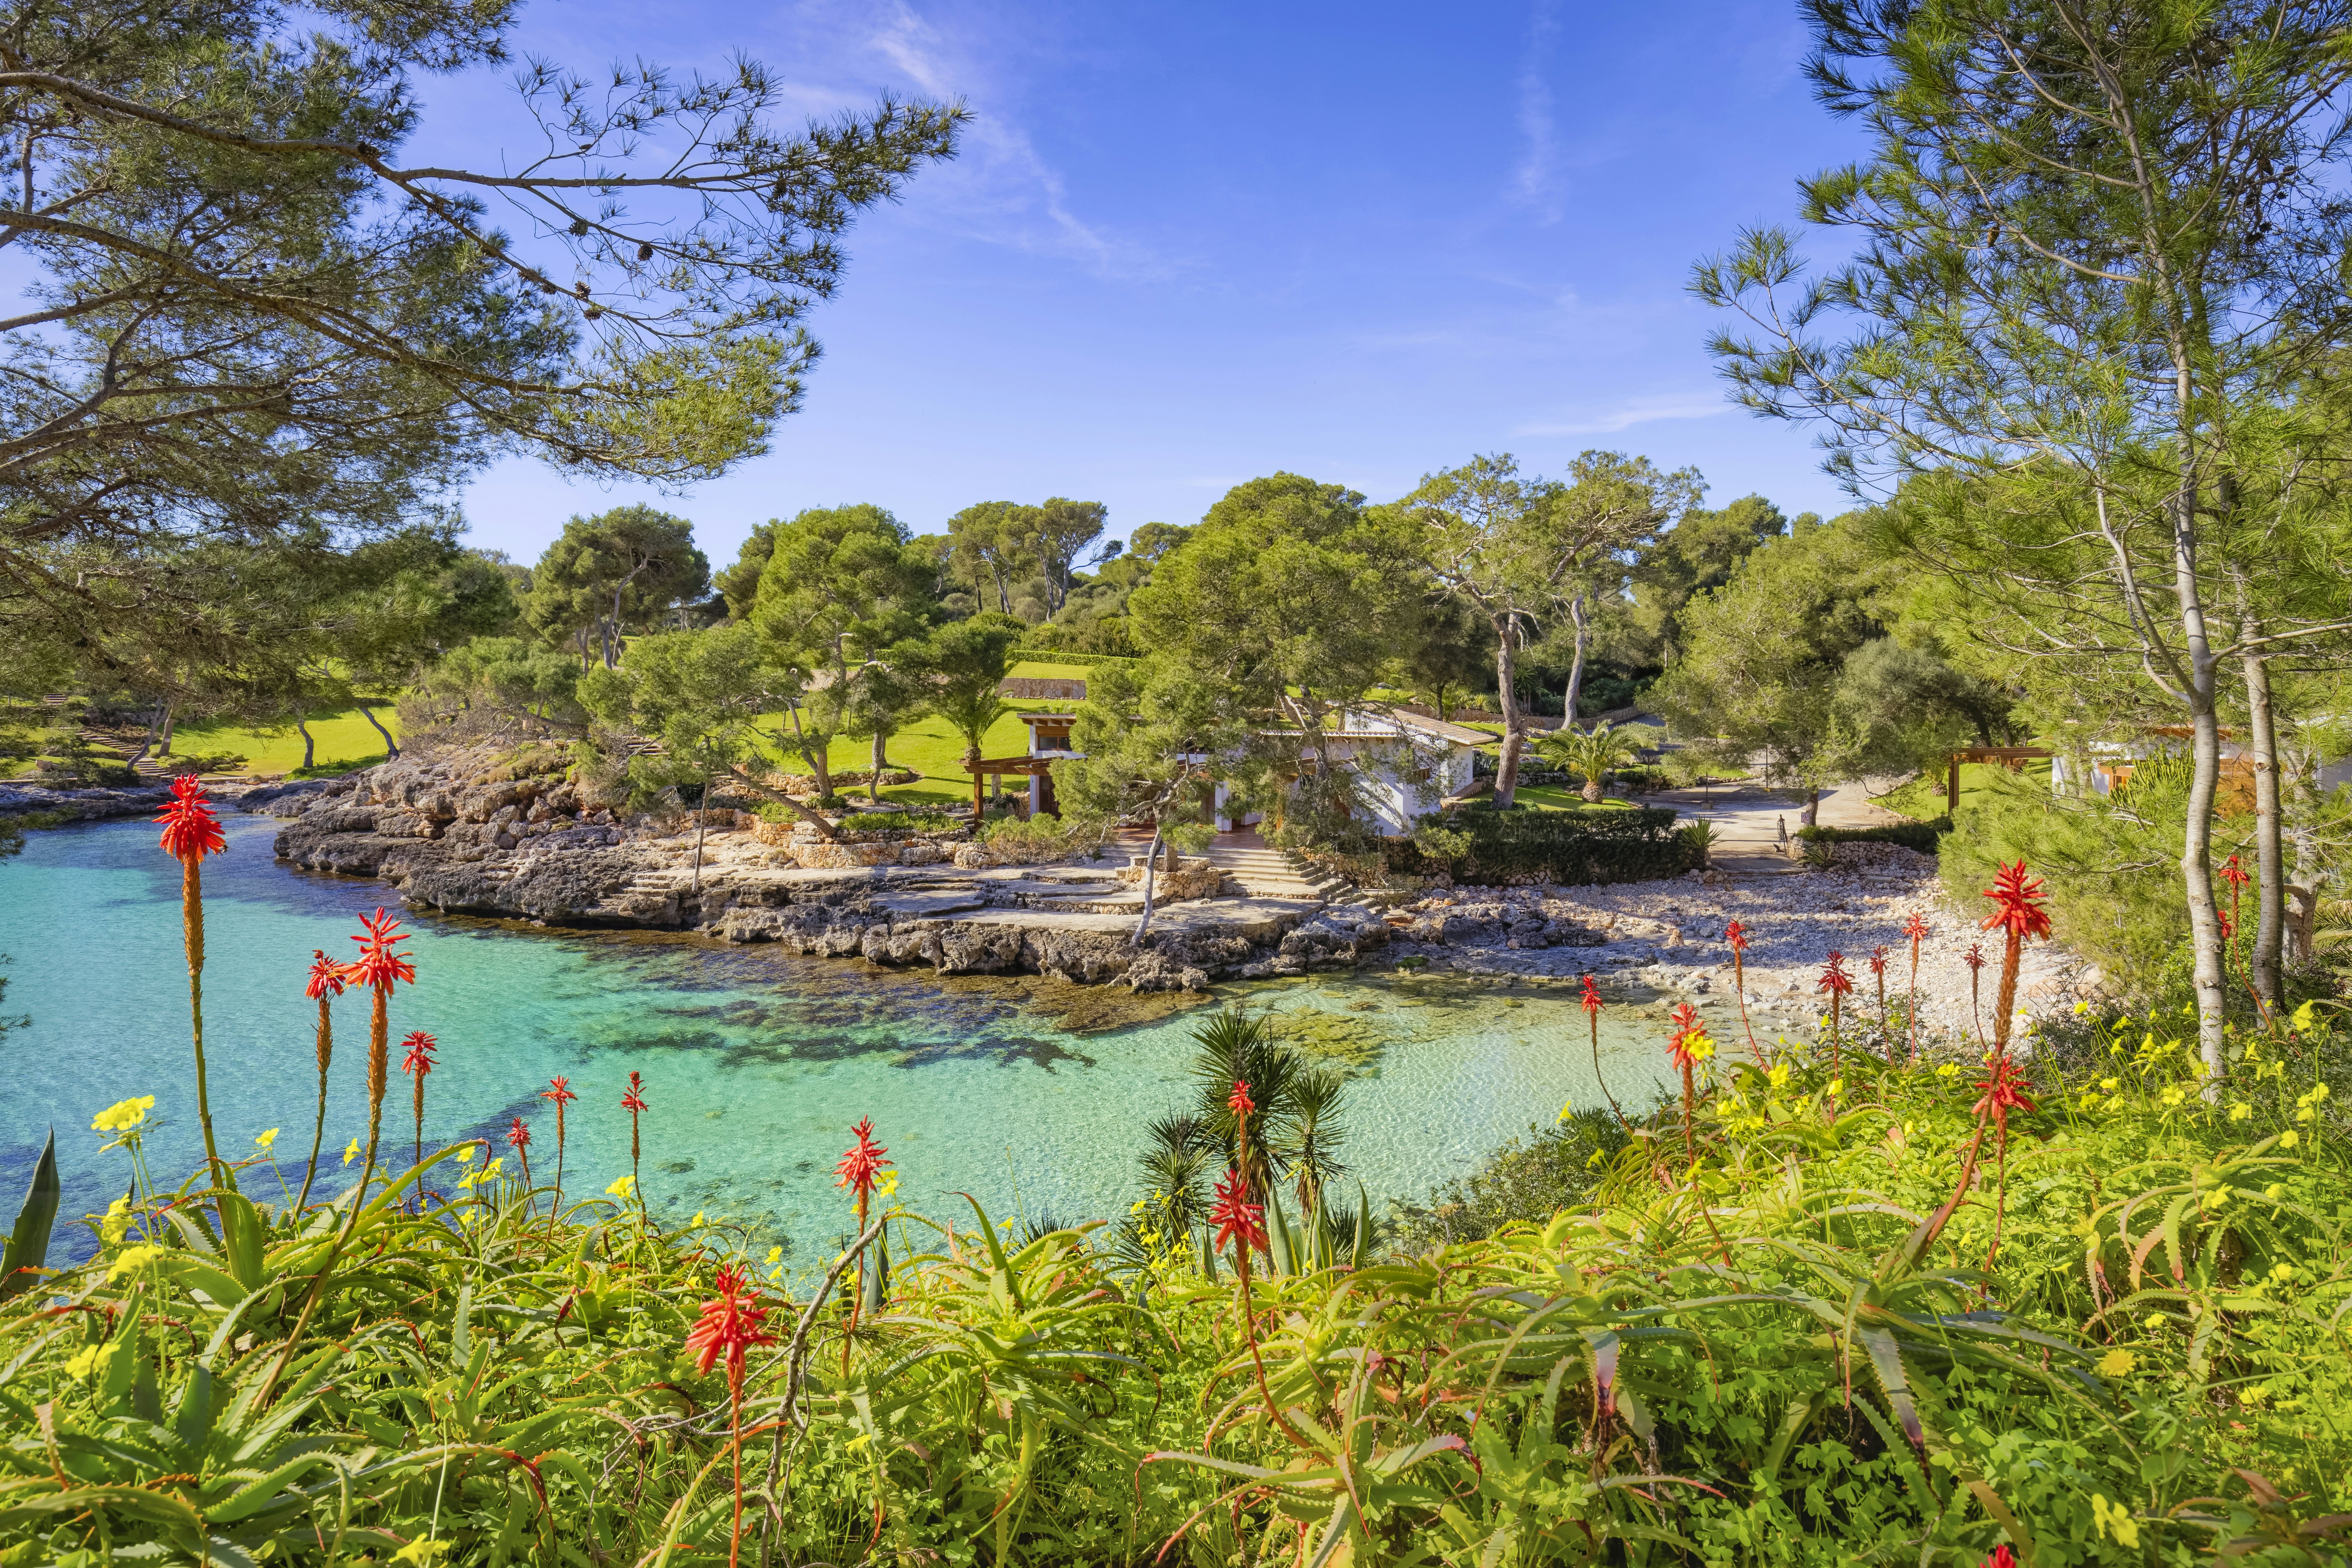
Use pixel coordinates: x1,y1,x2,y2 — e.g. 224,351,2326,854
1200,839,1347,902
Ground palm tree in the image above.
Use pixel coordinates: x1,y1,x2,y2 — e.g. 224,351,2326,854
1536,721,1645,803
905,615,1024,827
1273,1069,1349,1217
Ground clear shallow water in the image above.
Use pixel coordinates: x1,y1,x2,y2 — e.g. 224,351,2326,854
0,816,1686,1267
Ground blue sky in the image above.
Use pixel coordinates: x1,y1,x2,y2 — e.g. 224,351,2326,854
426,1,1872,568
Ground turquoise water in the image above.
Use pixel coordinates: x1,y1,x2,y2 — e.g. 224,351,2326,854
0,816,1682,1265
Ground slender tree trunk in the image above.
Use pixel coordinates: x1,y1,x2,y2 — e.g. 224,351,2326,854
127,701,167,767
692,768,709,895
966,745,984,829
354,699,398,760
295,715,315,771
2172,482,2228,1083
1564,594,1590,722
1130,822,1164,947
2239,632,2285,1009
1493,615,1526,808
158,704,177,756
869,730,887,803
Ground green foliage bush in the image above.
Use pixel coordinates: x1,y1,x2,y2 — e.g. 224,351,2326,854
1390,803,1695,885
11,1011,2348,1566
1798,816,1952,854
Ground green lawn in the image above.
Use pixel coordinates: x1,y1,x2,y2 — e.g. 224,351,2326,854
1514,785,1638,812
164,706,402,776
1880,757,2054,821
1005,660,1095,682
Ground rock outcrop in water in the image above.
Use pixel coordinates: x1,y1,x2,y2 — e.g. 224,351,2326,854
261,744,1417,991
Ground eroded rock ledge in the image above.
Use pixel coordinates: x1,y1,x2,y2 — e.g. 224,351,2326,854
261,746,1420,992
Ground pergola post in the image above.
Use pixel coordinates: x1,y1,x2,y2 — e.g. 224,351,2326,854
1947,753,1961,815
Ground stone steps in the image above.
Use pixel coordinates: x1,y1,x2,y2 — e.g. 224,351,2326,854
1201,844,1346,901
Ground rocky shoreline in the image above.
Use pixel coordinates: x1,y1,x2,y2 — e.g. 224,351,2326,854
9,745,2095,1018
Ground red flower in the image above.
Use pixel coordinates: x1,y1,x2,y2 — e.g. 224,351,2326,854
621,1071,648,1114
2219,909,2236,941
541,1075,577,1108
1666,1001,1711,1073
1868,944,1889,976
1981,1547,2017,1568
305,949,348,1000
684,1265,775,1381
1208,1167,1267,1257
400,1031,436,1076
1724,918,1748,955
506,1116,530,1152
1578,974,1604,1015
834,1116,891,1206
1972,1055,2038,1133
155,776,226,864
1962,942,1986,972
346,908,417,992
1816,951,1854,997
1226,1078,1256,1118
2219,854,2251,891
1902,911,1930,943
1980,861,2053,943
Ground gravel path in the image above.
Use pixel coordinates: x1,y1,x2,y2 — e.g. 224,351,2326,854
1390,842,2092,1036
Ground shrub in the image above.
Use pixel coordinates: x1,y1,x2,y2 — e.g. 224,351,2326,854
840,810,958,835
1797,816,1951,854
1388,803,1694,885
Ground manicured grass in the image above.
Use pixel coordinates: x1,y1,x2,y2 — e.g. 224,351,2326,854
1005,660,1095,682
162,706,403,776
1513,785,1638,812
1880,758,2053,821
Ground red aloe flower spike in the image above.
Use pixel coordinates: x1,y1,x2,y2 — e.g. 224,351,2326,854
1209,1164,1307,1446
1723,918,1763,1065
1980,861,2051,1052
542,1076,578,1215
295,950,348,1213
1209,1166,1267,1257
156,774,228,1183
1869,944,1894,1064
834,1117,893,1353
402,1031,437,1200
343,908,416,1207
1226,1078,1256,1117
1963,940,1987,1046
1972,1053,2039,1267
1579,974,1629,1131
1901,912,1929,1065
621,1071,648,1206
506,1114,534,1208
1981,1548,2018,1568
683,1265,776,1568
1665,1002,1712,1164
1817,950,1853,1075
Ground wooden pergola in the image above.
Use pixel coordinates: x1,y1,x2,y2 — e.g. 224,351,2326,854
962,754,1064,817
1945,747,2051,813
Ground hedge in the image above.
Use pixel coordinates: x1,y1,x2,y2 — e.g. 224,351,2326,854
1796,817,1952,854
1391,803,1695,885
1008,648,1138,668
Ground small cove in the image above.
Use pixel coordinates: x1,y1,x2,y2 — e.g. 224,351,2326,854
1,815,1691,1268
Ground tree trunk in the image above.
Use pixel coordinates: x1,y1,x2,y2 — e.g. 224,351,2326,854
1130,822,1164,947
869,730,888,803
691,766,710,894
965,745,984,828
355,699,398,760
1492,615,1525,808
1564,594,1590,722
158,703,177,756
2238,629,2284,1010
723,764,840,840
126,701,167,767
295,715,316,771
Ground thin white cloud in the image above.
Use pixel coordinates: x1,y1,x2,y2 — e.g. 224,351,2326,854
1507,0,1563,219
1514,394,1734,437
863,1,1172,280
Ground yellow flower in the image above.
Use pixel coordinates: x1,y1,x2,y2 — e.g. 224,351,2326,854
2073,1000,2090,1016
254,1127,279,1151
605,1174,636,1200
1686,1033,1715,1064
2229,1103,2252,1122
91,1096,155,1133
2265,1182,2287,1201
690,1210,705,1228
2314,1082,2332,1101
2159,1085,2186,1108
2141,1312,2167,1333
392,1539,451,1568
2099,1078,2120,1092
107,1244,165,1281
99,1196,134,1246
765,1246,783,1265
2091,1494,2140,1550
2096,1348,2134,1378
2290,999,2320,1033
343,1137,362,1166
1826,1078,1843,1098
1557,1099,1574,1122
455,1143,476,1164
62,1344,104,1379
2270,1262,2296,1284
874,1169,900,1199
2279,1130,2300,1149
